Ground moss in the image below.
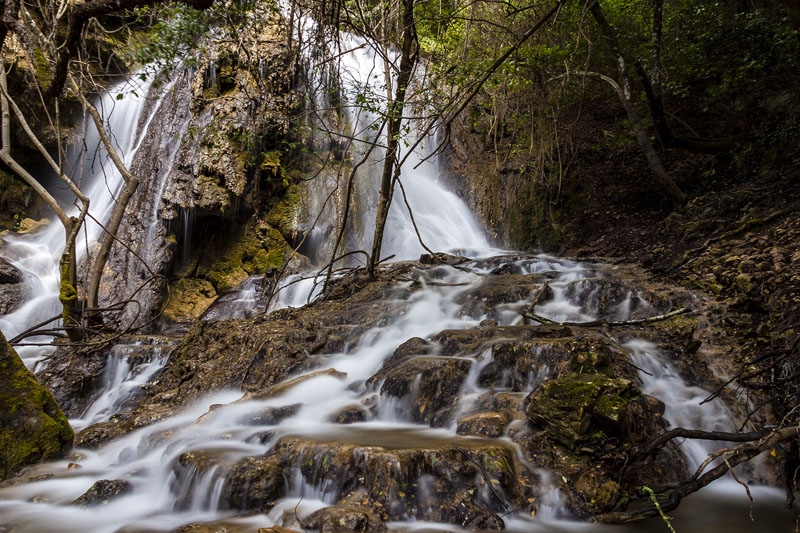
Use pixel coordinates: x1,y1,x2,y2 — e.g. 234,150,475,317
265,183,300,241
198,222,287,292
58,264,77,323
0,332,73,480
163,278,218,322
651,315,698,339
527,372,636,450
32,48,53,91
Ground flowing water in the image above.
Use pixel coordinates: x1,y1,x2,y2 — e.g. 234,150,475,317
0,74,156,369
0,22,792,533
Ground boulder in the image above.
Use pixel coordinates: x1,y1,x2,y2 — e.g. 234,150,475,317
0,331,73,480
0,257,22,284
222,456,284,511
379,357,471,426
305,506,387,532
526,372,638,450
72,479,132,506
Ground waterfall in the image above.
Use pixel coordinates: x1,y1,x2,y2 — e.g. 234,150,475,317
0,14,787,533
0,75,155,368
292,23,493,267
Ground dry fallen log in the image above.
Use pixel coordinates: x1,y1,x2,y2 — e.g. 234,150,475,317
521,307,690,328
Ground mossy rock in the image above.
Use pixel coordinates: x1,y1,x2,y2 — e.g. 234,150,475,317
265,183,300,242
0,331,73,480
163,278,218,322
198,222,286,292
526,372,636,451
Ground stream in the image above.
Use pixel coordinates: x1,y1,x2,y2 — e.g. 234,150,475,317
0,22,793,533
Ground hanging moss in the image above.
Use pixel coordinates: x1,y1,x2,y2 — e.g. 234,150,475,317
0,331,73,480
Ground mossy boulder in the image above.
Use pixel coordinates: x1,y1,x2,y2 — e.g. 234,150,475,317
526,372,636,451
163,278,218,322
0,331,73,480
197,222,286,292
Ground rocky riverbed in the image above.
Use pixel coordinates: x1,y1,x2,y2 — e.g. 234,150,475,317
0,252,780,532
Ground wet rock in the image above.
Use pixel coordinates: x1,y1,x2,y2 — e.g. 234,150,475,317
0,282,22,315
74,417,127,449
454,274,541,318
330,406,366,424
0,258,22,284
222,456,284,512
305,505,387,532
365,337,435,387
241,403,301,425
72,479,132,506
419,252,467,265
526,372,639,450
258,527,300,533
380,357,471,426
456,412,511,438
270,437,519,528
0,332,73,480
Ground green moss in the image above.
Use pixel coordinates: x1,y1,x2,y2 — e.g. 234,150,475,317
0,332,73,480
163,278,218,322
33,48,53,91
198,222,288,292
265,184,300,240
527,372,636,450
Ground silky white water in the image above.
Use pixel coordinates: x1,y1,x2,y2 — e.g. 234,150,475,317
0,75,156,369
0,23,786,533
1,252,782,532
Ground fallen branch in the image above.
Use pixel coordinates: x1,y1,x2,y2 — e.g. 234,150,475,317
597,426,799,523
521,307,690,328
636,427,768,459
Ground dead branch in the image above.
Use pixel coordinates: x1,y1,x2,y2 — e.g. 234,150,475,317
521,306,690,328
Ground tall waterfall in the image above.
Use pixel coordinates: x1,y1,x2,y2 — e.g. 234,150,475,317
294,27,492,266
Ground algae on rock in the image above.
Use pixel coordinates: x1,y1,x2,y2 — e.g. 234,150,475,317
0,331,73,480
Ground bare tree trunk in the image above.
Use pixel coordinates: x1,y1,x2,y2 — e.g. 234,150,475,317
650,0,663,98
368,0,416,278
586,0,686,205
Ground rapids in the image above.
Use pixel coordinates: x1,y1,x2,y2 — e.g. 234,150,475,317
0,17,792,533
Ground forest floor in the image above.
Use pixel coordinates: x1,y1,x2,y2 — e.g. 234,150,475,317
556,134,800,438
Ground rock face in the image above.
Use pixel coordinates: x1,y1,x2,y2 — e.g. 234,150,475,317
0,257,24,315
0,331,73,480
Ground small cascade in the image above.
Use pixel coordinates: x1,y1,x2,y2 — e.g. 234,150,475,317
71,341,172,431
624,338,736,470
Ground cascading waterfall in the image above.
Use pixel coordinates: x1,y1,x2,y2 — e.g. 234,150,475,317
0,75,155,369
0,18,790,533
